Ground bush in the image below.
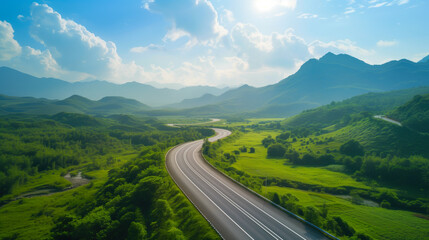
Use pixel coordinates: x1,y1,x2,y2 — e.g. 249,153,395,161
272,193,280,204
340,140,365,157
249,147,255,153
127,222,147,240
239,146,247,153
356,233,372,240
284,150,300,163
267,144,286,158
380,200,391,209
304,206,322,226
262,136,275,148
276,132,290,141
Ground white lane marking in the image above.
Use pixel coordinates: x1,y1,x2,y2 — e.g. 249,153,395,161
183,147,282,240
173,143,255,240
190,140,307,240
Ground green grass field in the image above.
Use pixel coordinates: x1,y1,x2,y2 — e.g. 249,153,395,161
220,130,368,189
214,129,429,240
264,186,429,240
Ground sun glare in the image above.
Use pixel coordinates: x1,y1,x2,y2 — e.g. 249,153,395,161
254,0,277,12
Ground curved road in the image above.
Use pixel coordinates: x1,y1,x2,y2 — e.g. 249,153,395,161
166,128,331,240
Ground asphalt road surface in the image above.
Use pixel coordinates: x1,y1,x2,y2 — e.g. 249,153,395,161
166,128,331,240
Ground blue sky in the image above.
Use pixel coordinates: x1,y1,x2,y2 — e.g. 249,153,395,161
0,0,428,87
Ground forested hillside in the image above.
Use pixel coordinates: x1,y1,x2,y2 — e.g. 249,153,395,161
389,94,429,133
0,113,218,240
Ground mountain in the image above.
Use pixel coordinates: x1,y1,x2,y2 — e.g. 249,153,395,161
172,53,429,117
0,94,149,115
389,94,429,133
418,55,429,63
0,67,229,107
282,87,429,130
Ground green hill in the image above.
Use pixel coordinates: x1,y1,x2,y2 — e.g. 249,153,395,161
50,112,101,127
333,117,429,157
282,87,429,130
0,94,150,116
389,94,429,133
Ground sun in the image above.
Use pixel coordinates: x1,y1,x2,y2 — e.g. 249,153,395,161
253,0,277,12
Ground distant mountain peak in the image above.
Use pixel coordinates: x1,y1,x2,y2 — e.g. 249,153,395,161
66,94,91,101
418,55,429,63
318,52,369,69
238,84,253,89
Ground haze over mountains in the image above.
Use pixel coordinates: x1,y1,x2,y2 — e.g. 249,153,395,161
170,53,429,117
0,67,229,107
1,52,429,117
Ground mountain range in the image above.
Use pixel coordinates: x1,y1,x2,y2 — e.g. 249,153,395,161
169,53,429,117
1,52,429,117
0,67,229,107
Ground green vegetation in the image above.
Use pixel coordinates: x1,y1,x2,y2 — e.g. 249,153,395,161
202,93,429,240
0,113,218,240
389,94,429,133
0,94,149,116
283,87,429,132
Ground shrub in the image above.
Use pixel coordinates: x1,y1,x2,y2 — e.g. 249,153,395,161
262,135,275,148
239,146,247,153
380,200,391,209
340,140,365,157
267,144,286,158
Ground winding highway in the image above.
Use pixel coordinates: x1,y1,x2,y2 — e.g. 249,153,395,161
166,128,332,240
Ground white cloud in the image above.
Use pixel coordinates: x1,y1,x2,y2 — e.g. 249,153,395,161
0,21,22,61
144,0,227,46
377,40,397,47
298,13,318,19
0,20,68,79
309,39,373,59
17,15,25,21
28,3,148,83
224,56,249,71
253,0,297,12
369,2,388,8
130,44,163,53
344,7,356,14
231,23,273,53
367,0,410,8
163,28,190,42
231,23,312,71
20,46,61,74
397,0,410,5
221,9,235,23
30,3,123,79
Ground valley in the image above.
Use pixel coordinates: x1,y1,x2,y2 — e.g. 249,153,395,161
1,55,429,240
1,1,429,239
